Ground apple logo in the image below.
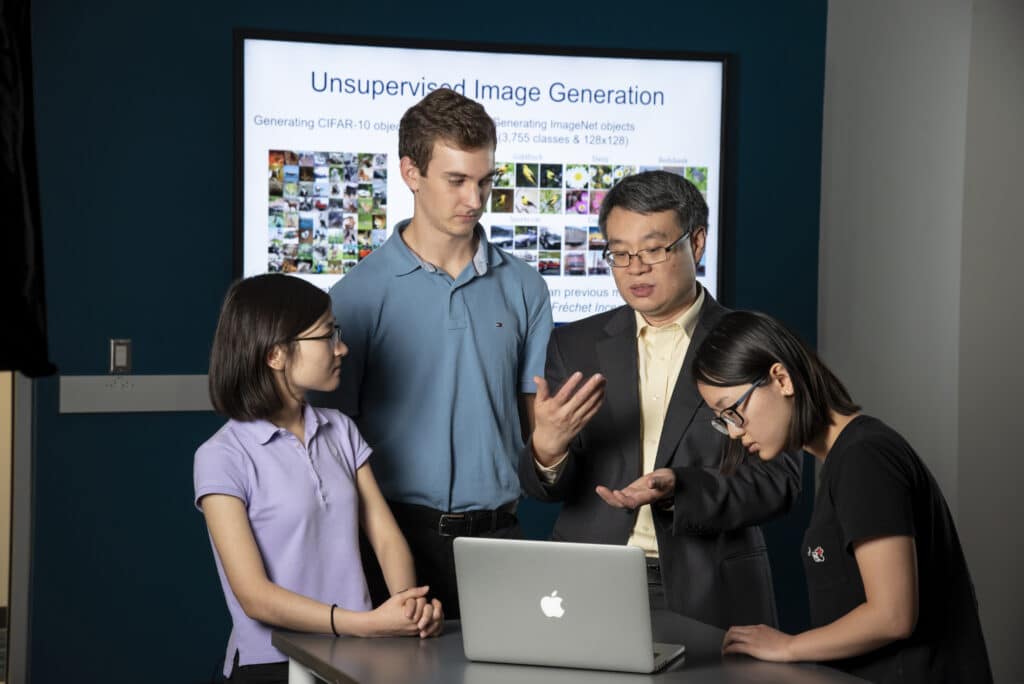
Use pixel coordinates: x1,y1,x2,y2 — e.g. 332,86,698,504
540,590,565,618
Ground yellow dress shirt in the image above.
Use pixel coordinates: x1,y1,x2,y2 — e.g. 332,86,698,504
626,287,704,557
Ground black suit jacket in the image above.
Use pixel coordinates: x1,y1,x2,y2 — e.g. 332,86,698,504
519,294,802,629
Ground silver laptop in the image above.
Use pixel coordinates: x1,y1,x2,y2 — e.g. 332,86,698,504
453,537,685,673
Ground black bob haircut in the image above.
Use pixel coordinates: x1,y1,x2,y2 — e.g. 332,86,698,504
693,310,860,472
208,274,331,421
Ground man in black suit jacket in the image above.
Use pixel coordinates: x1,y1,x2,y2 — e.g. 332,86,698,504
519,171,802,630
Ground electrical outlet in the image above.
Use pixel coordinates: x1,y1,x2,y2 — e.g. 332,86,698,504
110,339,132,374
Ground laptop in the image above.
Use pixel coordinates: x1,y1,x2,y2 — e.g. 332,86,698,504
453,537,686,673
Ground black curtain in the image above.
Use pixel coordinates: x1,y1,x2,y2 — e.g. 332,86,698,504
1,0,56,376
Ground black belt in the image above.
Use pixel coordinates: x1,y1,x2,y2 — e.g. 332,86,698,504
389,501,518,537
646,557,662,583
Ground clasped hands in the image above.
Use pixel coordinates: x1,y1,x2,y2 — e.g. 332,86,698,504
373,586,444,638
532,372,676,510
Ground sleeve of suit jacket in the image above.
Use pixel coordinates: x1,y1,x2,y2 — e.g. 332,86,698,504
665,448,802,535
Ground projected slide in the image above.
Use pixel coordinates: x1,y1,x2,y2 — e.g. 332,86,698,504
241,35,724,322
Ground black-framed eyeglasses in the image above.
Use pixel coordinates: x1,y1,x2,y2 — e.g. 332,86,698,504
710,377,767,435
602,231,690,268
292,324,343,346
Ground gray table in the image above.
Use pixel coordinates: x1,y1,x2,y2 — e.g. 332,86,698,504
272,611,866,683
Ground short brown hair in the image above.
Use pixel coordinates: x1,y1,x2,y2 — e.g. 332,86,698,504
208,274,330,421
398,88,496,174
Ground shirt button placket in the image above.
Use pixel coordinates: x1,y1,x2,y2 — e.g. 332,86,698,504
312,450,327,504
300,438,327,505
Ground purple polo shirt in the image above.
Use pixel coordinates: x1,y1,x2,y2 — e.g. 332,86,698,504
194,404,372,675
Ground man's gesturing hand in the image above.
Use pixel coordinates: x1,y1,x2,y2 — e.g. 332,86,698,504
531,372,606,467
596,468,677,510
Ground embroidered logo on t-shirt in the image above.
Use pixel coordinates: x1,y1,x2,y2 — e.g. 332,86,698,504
807,545,825,563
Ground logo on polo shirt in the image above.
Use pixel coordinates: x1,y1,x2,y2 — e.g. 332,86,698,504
496,321,503,327
807,545,825,563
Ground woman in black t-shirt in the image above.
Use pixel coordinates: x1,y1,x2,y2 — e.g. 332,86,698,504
692,311,992,684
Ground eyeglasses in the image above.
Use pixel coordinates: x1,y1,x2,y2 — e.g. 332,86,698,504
292,324,343,346
709,377,767,435
602,231,690,268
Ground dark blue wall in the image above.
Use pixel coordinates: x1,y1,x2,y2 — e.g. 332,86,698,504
29,2,826,681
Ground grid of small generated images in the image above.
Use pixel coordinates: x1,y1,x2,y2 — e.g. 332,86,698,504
268,150,387,275
487,163,709,278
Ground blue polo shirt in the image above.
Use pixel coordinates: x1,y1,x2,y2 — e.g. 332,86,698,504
321,221,553,512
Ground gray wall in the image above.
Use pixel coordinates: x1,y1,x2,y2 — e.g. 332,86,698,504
819,0,971,511
958,0,1024,680
820,0,1023,681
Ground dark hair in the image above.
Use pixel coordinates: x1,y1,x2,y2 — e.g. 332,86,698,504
398,88,497,174
208,274,331,421
597,170,708,239
693,311,860,472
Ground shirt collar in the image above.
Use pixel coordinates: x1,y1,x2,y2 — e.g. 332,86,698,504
634,285,706,339
233,403,328,446
385,220,499,277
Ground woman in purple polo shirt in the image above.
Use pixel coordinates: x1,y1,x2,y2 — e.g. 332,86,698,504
195,274,443,684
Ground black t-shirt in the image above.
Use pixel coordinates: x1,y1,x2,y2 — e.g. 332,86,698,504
802,415,992,683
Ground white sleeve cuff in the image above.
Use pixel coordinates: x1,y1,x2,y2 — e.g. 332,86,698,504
534,451,569,484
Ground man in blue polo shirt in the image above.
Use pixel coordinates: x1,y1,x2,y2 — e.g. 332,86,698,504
319,88,553,617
